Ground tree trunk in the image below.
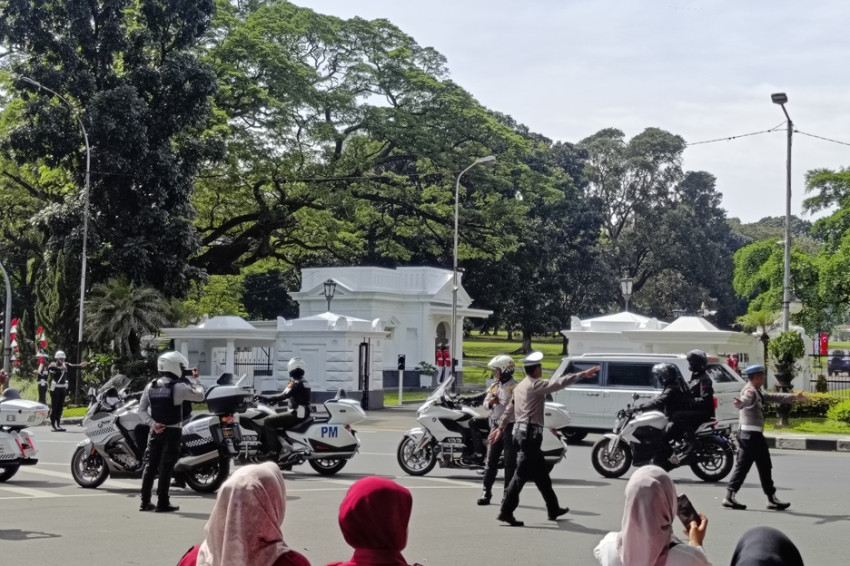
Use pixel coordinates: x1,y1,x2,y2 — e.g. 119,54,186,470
774,372,793,428
561,335,568,356
521,329,532,354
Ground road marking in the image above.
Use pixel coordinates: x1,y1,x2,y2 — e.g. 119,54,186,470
359,452,395,456
0,485,57,498
19,466,140,489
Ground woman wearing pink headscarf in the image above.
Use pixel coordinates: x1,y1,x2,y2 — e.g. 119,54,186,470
325,477,423,566
177,462,310,566
594,466,711,566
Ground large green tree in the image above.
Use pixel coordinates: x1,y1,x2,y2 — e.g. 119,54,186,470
0,0,219,356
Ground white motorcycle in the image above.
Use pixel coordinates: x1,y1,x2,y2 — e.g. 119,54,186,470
71,374,251,492
591,395,734,482
231,380,367,476
397,377,572,476
0,389,49,482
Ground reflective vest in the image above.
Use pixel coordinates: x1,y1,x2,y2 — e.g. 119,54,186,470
148,378,182,426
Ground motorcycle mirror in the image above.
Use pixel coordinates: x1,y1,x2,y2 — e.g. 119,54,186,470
632,393,640,401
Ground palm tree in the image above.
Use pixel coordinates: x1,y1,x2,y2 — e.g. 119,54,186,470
86,278,171,360
736,309,779,366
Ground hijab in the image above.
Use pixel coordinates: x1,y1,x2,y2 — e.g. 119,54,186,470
617,466,678,566
326,477,414,566
196,462,292,566
730,526,804,566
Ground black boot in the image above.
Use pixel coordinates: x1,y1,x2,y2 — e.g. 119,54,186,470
767,493,790,510
477,489,492,506
548,507,570,520
497,512,524,527
722,490,746,510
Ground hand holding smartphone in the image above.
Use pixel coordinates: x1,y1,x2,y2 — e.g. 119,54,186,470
676,494,700,528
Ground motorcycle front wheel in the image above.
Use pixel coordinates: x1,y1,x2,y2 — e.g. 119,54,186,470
591,438,632,478
396,436,436,476
185,456,230,493
308,458,347,475
689,436,734,482
71,446,109,488
0,464,20,482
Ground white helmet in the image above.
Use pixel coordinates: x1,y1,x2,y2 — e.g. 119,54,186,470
157,351,189,379
288,357,307,379
55,350,66,360
487,354,515,372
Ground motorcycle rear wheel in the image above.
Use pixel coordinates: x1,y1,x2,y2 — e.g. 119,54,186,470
0,464,20,482
689,436,734,482
397,436,436,476
591,438,632,478
308,458,347,475
71,446,109,488
185,457,230,493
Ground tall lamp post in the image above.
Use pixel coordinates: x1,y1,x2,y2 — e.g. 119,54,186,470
620,276,634,312
451,155,496,379
0,260,12,373
322,278,337,312
771,92,793,332
18,75,91,398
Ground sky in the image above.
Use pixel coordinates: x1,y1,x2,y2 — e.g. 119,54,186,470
300,0,850,223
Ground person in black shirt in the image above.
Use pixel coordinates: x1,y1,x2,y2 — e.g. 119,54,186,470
258,357,312,461
47,350,87,431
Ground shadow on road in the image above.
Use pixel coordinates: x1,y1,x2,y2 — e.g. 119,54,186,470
0,529,61,541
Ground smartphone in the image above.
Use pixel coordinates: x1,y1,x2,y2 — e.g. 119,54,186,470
676,494,700,528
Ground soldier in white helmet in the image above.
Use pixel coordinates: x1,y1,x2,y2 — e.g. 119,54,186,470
46,350,87,431
258,357,312,461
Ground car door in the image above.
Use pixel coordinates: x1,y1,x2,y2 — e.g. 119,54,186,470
601,362,661,420
551,359,608,430
705,363,745,429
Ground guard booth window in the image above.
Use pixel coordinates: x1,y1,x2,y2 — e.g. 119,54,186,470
607,363,657,388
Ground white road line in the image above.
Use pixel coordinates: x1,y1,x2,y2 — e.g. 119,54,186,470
0,485,56,498
359,452,394,456
19,466,140,489
416,476,478,487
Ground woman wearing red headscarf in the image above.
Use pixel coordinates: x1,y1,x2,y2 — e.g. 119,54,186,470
177,462,310,566
326,477,423,566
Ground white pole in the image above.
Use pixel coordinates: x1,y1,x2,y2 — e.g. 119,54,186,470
398,368,403,406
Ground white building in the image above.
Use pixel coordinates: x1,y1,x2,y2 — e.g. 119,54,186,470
290,266,492,384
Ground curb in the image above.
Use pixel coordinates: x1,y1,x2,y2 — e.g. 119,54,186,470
764,434,850,452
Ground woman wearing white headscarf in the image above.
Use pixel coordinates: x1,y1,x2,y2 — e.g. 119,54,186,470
177,462,310,566
594,466,711,566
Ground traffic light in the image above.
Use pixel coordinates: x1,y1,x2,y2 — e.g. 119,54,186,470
397,354,406,371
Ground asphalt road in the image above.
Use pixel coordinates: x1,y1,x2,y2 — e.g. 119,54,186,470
2,412,850,565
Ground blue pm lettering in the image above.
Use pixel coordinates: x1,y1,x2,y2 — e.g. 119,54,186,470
321,426,339,438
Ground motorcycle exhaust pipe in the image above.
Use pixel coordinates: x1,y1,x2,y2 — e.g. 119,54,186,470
173,450,219,472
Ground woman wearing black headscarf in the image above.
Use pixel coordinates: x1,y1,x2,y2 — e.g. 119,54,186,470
730,526,803,566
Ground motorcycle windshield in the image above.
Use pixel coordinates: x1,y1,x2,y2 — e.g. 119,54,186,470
425,376,453,403
97,375,131,396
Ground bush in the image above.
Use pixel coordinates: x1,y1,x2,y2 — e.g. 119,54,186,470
763,392,842,418
827,399,850,425
815,374,828,393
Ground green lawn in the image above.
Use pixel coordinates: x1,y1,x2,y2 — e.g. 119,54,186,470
463,332,566,380
764,418,850,435
382,391,430,405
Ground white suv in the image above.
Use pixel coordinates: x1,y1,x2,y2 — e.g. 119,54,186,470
551,353,745,442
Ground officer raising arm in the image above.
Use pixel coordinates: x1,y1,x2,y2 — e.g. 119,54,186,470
138,351,205,513
488,352,600,526
722,364,809,511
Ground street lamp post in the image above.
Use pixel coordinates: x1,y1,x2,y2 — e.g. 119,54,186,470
620,276,634,312
771,92,793,332
18,75,91,399
322,278,337,312
0,260,12,373
451,155,496,379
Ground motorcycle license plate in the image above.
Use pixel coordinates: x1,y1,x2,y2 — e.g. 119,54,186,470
223,427,234,438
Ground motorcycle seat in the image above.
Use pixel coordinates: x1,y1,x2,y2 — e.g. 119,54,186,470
288,418,315,434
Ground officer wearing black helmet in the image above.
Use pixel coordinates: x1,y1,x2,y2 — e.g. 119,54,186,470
633,363,695,463
670,350,716,458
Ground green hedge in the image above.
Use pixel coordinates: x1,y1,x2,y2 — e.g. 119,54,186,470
827,399,850,425
763,392,842,418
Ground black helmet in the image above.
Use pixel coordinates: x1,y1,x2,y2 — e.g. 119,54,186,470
686,349,708,372
651,363,679,387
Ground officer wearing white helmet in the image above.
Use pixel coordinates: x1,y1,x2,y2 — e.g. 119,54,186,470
46,349,87,431
489,351,600,526
137,351,205,512
258,357,312,461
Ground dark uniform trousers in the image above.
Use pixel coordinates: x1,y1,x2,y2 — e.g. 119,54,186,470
140,427,182,505
264,411,302,455
500,423,559,516
50,387,68,428
727,430,775,495
482,421,516,493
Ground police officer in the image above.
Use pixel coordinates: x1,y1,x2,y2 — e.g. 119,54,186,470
34,353,49,405
258,357,312,461
723,364,809,511
47,350,87,431
171,366,205,490
666,350,716,458
473,354,518,506
633,363,695,464
489,352,599,526
138,351,205,512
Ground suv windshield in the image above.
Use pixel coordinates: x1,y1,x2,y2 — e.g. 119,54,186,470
706,364,743,383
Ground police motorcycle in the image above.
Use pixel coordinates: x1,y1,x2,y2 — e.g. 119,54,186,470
71,372,251,492
0,389,49,482
229,375,367,476
396,376,572,476
591,393,734,483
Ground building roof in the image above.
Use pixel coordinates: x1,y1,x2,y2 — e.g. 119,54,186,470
662,316,721,332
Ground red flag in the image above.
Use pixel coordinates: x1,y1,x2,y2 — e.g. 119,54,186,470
36,326,48,349
9,318,18,339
